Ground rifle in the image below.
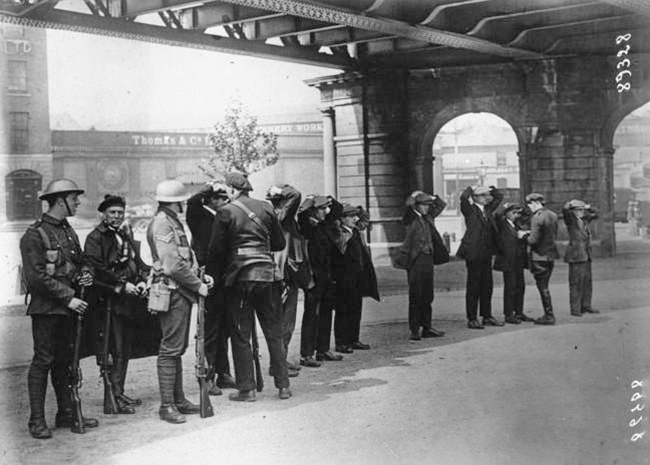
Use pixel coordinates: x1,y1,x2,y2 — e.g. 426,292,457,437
251,309,264,392
70,286,88,434
196,267,214,418
99,294,118,414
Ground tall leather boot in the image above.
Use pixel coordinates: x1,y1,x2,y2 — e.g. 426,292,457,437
535,290,556,325
158,357,185,424
27,366,51,439
173,358,200,414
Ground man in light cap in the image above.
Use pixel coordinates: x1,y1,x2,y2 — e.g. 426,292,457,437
187,182,237,395
147,179,214,423
457,185,504,329
398,191,448,341
297,195,343,365
20,178,98,438
562,198,600,316
522,192,559,325
207,172,292,401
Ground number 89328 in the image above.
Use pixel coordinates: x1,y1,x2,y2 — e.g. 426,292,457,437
615,34,632,93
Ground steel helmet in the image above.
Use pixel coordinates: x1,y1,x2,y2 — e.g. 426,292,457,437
39,179,85,200
155,179,190,203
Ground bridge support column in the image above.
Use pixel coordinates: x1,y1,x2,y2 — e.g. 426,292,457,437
321,107,337,197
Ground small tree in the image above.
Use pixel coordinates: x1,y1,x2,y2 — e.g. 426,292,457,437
200,98,279,179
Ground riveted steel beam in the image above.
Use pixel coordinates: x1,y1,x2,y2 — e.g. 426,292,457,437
216,0,543,59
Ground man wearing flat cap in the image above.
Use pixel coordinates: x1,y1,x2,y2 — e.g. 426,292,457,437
187,183,237,395
84,194,153,414
398,191,448,341
522,193,560,325
494,202,532,324
297,194,344,365
457,185,504,329
562,199,600,317
207,172,292,401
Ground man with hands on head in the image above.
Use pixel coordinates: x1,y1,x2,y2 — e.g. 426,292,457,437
147,180,214,424
456,185,504,329
20,179,98,439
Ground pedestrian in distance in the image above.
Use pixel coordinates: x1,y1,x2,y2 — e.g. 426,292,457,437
187,182,238,395
456,185,505,329
521,193,560,325
147,179,214,423
20,178,98,439
396,191,449,341
207,172,292,402
493,202,533,324
562,199,600,317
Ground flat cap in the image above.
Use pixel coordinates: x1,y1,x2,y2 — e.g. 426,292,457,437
209,182,229,199
224,172,253,192
502,202,523,213
341,203,360,216
413,192,435,205
525,192,545,203
472,186,491,196
567,199,587,209
312,195,331,209
98,194,126,212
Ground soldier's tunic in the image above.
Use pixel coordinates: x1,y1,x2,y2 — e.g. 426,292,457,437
20,214,88,423
527,207,560,316
146,206,203,405
208,193,289,391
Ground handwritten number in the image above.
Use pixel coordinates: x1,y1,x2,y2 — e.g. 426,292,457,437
631,392,643,402
616,33,632,44
617,45,631,57
616,70,632,83
631,380,643,389
632,432,645,442
617,59,631,69
632,404,645,413
630,417,643,427
618,83,631,93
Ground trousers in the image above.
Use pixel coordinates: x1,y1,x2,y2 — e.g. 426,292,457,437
568,261,593,313
464,258,494,321
407,253,435,332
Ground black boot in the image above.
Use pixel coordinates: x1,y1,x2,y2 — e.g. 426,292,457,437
157,357,179,422
535,290,556,325
173,358,200,414
27,365,49,438
28,418,52,439
158,404,186,424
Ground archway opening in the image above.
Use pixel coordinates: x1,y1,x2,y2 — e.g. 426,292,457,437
5,170,42,221
431,112,519,253
612,103,650,248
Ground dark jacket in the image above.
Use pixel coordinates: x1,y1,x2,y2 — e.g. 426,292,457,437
333,225,380,301
456,186,503,262
271,185,303,279
397,195,447,270
527,207,560,261
186,191,216,266
84,222,151,316
562,205,599,263
19,214,87,316
493,209,529,272
208,193,285,286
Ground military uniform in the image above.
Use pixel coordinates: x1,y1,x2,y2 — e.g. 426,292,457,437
84,217,152,408
207,187,289,396
147,204,204,420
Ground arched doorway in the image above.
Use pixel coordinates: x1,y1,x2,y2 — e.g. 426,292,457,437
612,102,650,245
6,170,42,221
430,112,519,253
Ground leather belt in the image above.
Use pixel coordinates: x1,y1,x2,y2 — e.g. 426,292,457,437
236,246,270,255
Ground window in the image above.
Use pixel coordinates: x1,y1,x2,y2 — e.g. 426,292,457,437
7,60,27,93
10,112,29,154
496,150,507,168
497,177,508,188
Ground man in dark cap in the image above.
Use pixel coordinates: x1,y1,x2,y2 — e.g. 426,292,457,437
397,191,448,341
84,194,152,413
207,172,292,401
522,193,559,325
457,185,505,329
187,182,237,395
297,195,343,366
20,178,98,438
562,199,600,317
493,202,532,324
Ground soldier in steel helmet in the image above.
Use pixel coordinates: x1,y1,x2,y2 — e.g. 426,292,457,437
146,179,214,423
19,179,98,439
